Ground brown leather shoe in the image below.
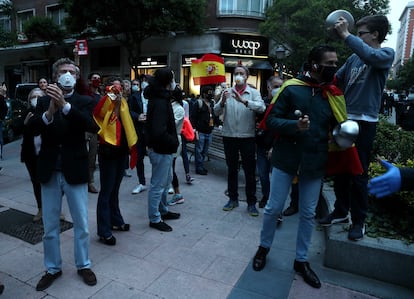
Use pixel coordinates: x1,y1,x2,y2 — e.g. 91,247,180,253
88,184,98,193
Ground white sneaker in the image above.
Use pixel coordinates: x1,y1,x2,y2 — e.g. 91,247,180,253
168,187,174,194
132,184,147,194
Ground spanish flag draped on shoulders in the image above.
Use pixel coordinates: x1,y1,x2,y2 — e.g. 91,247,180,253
258,77,362,176
93,86,138,169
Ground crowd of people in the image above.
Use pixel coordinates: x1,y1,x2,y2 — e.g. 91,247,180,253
0,13,400,294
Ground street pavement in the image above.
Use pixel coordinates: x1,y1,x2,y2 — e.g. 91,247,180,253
0,138,413,299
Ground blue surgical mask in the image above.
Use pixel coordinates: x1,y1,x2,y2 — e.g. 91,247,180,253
131,85,139,92
271,88,280,97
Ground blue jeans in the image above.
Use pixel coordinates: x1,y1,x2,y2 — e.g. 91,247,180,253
148,150,172,223
195,132,212,171
260,167,321,262
97,153,127,238
41,171,91,274
256,145,271,199
333,120,377,225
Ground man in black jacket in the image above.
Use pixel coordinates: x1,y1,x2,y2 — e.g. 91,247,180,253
29,58,97,291
145,68,180,232
190,85,214,175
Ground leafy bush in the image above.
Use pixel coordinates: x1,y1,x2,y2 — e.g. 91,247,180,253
23,16,66,44
371,117,414,163
367,118,414,243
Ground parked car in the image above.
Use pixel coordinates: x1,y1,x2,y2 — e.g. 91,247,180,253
3,83,37,143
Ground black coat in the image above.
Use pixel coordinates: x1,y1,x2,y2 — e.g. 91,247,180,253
29,92,95,184
144,84,178,154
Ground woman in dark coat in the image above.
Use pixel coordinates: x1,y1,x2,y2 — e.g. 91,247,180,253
21,87,45,221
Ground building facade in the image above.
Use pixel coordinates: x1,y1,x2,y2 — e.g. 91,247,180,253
0,0,276,97
393,1,414,74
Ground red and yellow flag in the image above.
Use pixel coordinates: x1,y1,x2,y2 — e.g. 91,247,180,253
191,54,226,85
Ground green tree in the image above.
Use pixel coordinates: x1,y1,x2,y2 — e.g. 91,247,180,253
0,0,15,47
260,0,390,74
62,0,207,77
396,57,414,91
23,16,66,44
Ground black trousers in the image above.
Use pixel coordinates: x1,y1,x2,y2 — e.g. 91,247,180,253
223,136,257,205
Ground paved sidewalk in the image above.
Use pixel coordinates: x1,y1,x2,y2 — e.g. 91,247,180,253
0,139,413,298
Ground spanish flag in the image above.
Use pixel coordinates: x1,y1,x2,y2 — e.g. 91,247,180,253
93,94,138,169
191,54,226,85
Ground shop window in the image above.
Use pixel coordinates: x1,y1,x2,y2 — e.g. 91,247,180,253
46,4,67,27
17,9,34,32
217,0,271,18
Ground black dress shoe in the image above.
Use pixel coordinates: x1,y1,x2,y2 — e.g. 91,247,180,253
36,271,62,291
283,206,298,216
252,246,269,271
293,260,321,288
77,268,97,286
161,211,181,220
149,221,172,232
196,169,208,175
99,235,116,246
258,197,268,208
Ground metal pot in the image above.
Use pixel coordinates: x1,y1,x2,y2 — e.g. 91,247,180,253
332,120,359,149
325,9,354,40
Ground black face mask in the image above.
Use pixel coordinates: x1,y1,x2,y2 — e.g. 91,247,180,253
318,65,337,83
206,93,213,100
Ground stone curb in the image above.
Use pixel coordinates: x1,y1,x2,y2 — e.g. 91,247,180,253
320,184,414,290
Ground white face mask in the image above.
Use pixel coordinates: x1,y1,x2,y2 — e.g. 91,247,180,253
234,75,245,86
170,80,177,91
271,88,280,97
30,97,37,108
58,71,76,90
141,81,148,90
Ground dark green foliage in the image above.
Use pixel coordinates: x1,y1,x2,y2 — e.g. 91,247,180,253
395,57,414,91
23,16,66,44
61,0,207,74
368,117,414,243
371,118,414,163
0,28,16,47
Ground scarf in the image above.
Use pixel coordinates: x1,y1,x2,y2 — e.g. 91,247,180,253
259,77,362,175
93,94,138,168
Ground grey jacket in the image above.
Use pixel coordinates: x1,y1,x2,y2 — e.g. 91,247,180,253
214,85,265,138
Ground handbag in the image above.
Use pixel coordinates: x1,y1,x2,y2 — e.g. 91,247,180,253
181,117,195,142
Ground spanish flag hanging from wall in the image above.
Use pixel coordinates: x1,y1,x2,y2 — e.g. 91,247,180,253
191,53,226,85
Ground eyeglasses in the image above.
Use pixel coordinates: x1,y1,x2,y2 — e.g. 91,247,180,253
357,31,371,37
272,85,281,88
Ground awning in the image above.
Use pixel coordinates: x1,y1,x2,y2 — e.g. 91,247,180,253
224,58,273,70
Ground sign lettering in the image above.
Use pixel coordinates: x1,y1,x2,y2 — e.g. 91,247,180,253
231,39,261,56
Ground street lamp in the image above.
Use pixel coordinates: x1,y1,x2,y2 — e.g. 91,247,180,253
275,45,286,79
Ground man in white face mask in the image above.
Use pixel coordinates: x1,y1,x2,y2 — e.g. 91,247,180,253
28,58,97,291
213,65,266,217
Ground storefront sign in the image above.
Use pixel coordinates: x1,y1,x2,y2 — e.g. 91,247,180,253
137,56,168,68
221,33,268,58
